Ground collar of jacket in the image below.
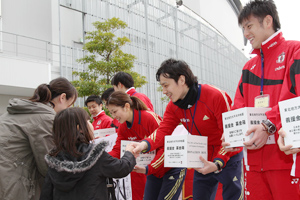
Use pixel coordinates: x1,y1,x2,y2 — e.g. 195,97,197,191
251,30,285,57
45,141,108,173
173,82,198,109
126,87,136,96
93,110,105,120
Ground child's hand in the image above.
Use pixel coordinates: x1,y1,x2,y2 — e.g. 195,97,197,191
125,143,134,151
125,143,140,158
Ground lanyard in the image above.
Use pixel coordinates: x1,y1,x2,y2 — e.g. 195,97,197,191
260,50,264,95
184,84,201,134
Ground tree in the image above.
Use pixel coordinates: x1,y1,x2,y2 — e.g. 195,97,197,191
72,17,147,97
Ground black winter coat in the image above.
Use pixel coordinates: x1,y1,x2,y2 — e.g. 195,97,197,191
40,141,136,200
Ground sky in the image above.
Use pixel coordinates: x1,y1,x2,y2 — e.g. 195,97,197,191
274,0,300,41
241,0,300,56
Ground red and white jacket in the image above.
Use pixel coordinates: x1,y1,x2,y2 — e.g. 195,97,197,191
109,109,167,200
92,111,113,130
111,118,121,130
232,30,300,172
278,48,300,177
126,87,154,112
144,84,242,168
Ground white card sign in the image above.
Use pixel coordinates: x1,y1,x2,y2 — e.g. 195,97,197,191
279,96,300,148
114,175,132,200
222,107,272,148
121,140,156,167
164,135,207,168
94,133,118,152
94,127,116,138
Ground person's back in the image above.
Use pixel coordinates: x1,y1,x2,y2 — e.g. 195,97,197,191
40,107,136,200
41,141,134,200
0,99,55,200
0,77,77,200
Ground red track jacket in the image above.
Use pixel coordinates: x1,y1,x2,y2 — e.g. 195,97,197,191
126,87,154,112
109,109,168,200
278,48,300,177
92,111,113,130
232,31,300,172
144,84,242,168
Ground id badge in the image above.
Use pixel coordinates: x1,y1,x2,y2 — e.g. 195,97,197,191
254,94,270,108
254,94,275,144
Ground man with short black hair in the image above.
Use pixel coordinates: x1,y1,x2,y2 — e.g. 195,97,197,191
133,58,243,200
85,95,113,131
223,0,300,199
111,72,154,111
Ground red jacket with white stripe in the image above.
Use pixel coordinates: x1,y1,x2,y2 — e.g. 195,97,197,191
108,109,168,200
144,84,242,168
126,87,154,112
277,48,300,177
92,111,113,130
232,31,300,172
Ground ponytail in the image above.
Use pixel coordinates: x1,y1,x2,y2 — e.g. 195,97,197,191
107,91,148,111
29,77,78,105
130,96,148,111
29,84,52,104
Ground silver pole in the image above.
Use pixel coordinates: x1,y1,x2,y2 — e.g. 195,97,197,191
58,0,62,76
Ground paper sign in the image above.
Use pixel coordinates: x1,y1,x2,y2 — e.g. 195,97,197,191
94,127,116,138
222,107,272,148
164,135,207,168
279,96,300,148
95,133,132,199
114,175,132,200
94,133,118,152
121,140,156,167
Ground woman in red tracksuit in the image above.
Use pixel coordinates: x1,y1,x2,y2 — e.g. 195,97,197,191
107,91,185,200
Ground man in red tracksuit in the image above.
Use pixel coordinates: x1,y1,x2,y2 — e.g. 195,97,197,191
224,1,300,199
111,71,154,112
277,49,300,177
85,95,113,130
132,58,243,200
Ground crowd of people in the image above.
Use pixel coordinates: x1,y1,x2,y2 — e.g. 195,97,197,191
1,0,300,199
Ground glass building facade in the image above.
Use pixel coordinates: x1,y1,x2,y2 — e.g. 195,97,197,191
0,0,248,116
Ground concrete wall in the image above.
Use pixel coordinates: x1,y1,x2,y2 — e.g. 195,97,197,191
0,55,51,96
2,0,52,42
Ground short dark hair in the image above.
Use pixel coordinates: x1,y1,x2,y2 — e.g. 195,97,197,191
50,107,93,158
238,0,280,31
101,88,114,102
156,58,197,88
111,72,134,89
85,95,102,106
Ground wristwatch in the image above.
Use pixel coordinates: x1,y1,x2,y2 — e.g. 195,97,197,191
261,119,276,135
214,161,222,174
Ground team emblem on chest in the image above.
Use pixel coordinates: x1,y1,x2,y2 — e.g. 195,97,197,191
276,52,285,63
